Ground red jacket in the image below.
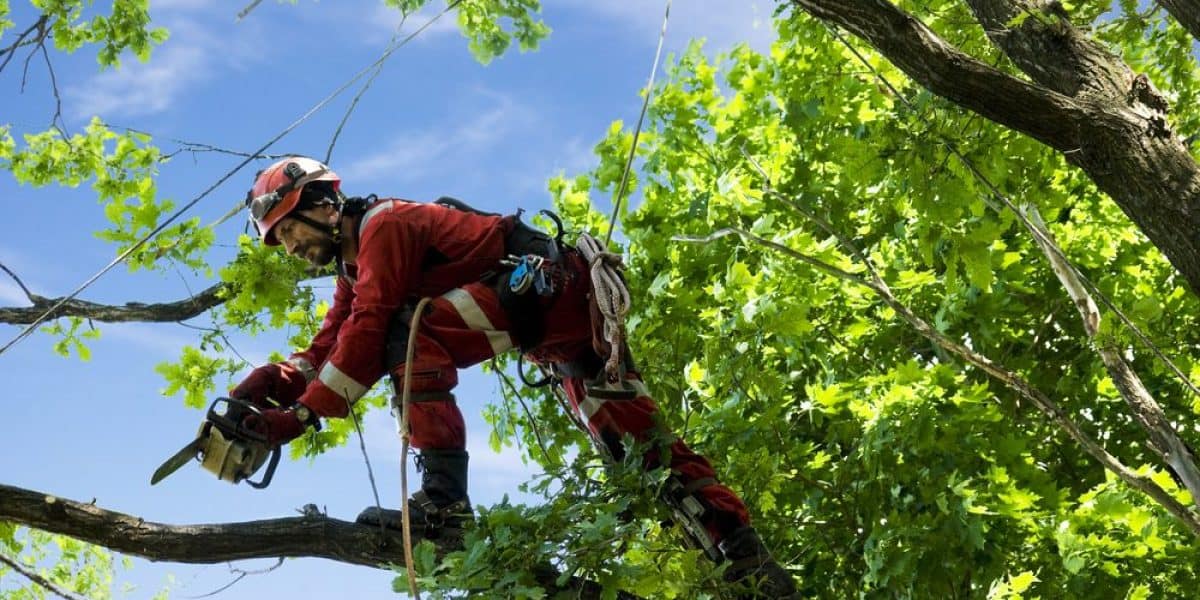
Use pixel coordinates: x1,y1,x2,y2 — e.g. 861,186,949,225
291,199,511,417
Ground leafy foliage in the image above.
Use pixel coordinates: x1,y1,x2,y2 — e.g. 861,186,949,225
383,0,549,64
6,0,1200,598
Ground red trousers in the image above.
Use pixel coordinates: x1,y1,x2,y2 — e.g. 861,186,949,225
392,252,750,543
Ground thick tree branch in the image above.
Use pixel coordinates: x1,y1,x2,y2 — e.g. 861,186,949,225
965,0,1134,101
1158,0,1200,41
0,484,642,599
0,283,230,324
789,0,1200,297
789,0,1082,151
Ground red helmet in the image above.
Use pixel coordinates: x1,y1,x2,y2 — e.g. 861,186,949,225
246,156,341,245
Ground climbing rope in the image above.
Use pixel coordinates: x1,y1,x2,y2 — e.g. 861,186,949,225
603,0,671,247
576,233,631,381
397,296,433,600
571,0,671,382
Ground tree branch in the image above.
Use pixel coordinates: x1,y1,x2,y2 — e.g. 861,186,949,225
1157,0,1200,41
965,0,1135,101
0,483,644,599
789,0,1200,297
0,551,89,600
789,0,1082,151
0,282,231,324
1024,205,1200,510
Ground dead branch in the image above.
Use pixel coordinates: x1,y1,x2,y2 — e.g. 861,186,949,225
673,227,1200,536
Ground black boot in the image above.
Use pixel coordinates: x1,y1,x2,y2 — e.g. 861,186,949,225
719,526,798,599
357,449,473,539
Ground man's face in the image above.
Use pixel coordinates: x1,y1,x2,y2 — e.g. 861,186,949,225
274,206,339,267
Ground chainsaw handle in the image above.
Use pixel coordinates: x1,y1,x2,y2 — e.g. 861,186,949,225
208,396,269,444
245,446,281,489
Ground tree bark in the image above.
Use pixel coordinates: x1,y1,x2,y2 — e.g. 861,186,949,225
1159,0,1200,42
788,0,1200,297
0,483,641,599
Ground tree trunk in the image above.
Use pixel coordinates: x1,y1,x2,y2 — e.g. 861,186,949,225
1159,0,1200,41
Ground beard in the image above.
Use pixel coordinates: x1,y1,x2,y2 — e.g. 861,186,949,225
297,237,339,267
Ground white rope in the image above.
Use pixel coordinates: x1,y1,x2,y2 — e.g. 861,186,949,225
576,233,631,380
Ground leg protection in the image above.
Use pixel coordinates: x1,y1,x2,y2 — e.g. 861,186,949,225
663,475,722,561
558,369,752,554
719,526,799,598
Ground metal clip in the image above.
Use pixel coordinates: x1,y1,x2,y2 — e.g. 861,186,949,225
507,255,546,295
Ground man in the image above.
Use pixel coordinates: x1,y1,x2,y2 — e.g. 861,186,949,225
234,156,797,597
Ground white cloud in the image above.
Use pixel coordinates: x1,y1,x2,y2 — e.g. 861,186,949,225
66,17,264,120
102,322,200,355
69,44,209,119
338,89,534,184
0,280,31,305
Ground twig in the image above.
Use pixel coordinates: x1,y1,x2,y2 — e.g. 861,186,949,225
0,262,36,303
235,0,265,22
39,41,64,132
345,395,387,539
180,558,284,599
493,363,556,467
0,552,90,600
324,6,416,164
0,15,49,75
1024,204,1200,511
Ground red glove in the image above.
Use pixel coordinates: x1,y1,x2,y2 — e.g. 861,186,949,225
231,361,309,408
243,407,309,446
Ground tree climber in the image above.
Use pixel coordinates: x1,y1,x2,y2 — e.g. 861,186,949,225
233,156,798,597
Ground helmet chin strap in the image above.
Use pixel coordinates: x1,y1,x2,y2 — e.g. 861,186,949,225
287,195,369,274
289,195,353,244
288,212,341,243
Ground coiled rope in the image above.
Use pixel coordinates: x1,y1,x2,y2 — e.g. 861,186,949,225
576,233,630,381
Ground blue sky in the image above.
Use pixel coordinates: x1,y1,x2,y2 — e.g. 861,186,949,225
0,1,774,598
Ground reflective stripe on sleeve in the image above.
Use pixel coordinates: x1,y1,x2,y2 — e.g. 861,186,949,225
318,362,369,403
443,288,514,356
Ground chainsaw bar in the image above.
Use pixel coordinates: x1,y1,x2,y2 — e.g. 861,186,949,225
150,435,205,485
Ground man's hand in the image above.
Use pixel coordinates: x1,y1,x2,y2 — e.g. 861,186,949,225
231,362,309,408
242,407,308,447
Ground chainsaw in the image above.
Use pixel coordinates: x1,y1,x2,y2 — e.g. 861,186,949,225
150,397,281,489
